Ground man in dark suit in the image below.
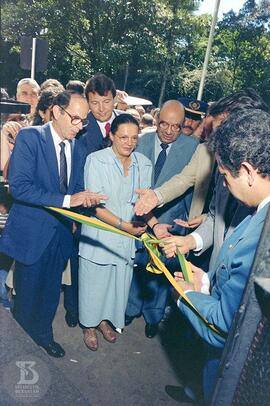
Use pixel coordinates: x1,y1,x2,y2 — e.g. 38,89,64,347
125,100,199,337
0,91,106,357
83,73,122,154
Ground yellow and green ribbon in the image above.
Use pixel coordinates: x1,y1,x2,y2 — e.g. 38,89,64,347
48,207,226,338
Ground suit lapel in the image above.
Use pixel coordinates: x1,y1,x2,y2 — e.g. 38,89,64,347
137,133,156,185
155,136,185,187
41,123,60,192
224,203,268,250
217,176,230,237
88,112,103,141
68,140,77,193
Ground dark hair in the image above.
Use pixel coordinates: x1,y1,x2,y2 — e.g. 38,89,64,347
85,73,116,100
52,90,86,109
208,108,270,177
110,113,140,135
66,80,85,95
32,88,62,125
209,88,269,117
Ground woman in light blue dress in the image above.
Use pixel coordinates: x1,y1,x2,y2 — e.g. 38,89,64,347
79,114,160,351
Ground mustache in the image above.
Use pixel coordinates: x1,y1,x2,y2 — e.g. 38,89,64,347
182,125,193,130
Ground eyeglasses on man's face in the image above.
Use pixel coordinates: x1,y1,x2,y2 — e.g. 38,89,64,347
60,107,89,127
159,120,182,132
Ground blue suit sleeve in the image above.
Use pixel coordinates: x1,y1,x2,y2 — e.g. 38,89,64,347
9,132,64,207
178,235,258,348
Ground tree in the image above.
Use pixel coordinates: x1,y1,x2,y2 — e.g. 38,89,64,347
1,0,269,105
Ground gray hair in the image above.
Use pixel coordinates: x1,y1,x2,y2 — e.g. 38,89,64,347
16,78,40,96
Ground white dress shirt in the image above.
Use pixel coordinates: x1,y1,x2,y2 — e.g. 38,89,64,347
49,122,72,208
154,134,172,163
96,111,118,138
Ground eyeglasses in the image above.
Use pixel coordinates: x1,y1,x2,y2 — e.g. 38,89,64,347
159,120,182,132
60,107,89,127
115,135,138,144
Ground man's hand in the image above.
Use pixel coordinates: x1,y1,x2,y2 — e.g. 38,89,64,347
152,223,172,239
175,263,205,292
123,220,147,236
134,189,159,216
116,89,128,103
160,235,197,257
70,191,108,207
174,215,205,229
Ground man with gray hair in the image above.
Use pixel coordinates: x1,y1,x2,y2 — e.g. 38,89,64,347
16,78,40,114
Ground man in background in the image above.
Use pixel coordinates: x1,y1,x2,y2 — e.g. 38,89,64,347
178,97,208,137
16,78,40,115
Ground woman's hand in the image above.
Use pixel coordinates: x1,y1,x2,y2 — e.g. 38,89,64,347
124,221,147,236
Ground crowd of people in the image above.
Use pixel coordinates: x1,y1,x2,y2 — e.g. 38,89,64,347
0,73,269,403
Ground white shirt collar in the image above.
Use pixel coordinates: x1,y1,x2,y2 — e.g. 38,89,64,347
49,122,72,182
97,113,116,138
49,122,70,148
257,194,270,212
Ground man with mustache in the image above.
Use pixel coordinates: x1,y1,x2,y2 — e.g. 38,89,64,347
178,97,208,138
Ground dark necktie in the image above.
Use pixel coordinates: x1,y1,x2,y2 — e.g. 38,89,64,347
224,193,239,236
154,143,168,185
59,141,68,194
105,122,111,136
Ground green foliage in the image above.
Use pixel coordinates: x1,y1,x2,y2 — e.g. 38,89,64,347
1,0,269,105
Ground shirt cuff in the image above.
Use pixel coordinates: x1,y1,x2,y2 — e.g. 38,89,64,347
201,273,210,295
154,189,164,207
63,195,71,208
190,231,203,252
176,290,193,307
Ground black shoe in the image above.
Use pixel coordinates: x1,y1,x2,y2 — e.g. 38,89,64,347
125,315,134,326
65,311,78,328
41,341,65,358
165,385,194,403
145,323,159,338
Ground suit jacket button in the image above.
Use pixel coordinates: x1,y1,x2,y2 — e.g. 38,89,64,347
229,244,233,249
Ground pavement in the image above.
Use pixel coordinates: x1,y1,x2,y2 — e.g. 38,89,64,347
0,295,204,405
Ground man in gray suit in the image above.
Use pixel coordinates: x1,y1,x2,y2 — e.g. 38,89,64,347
125,100,199,338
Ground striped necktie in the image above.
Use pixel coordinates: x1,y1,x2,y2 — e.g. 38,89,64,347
59,141,67,194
